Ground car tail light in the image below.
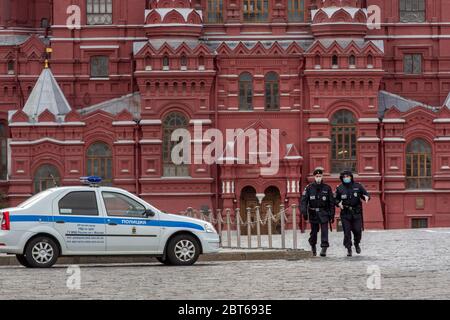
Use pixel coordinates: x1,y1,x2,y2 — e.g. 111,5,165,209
1,211,10,231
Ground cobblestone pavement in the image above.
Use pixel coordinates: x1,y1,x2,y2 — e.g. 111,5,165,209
1,228,450,300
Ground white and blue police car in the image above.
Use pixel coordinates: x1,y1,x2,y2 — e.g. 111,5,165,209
0,177,220,268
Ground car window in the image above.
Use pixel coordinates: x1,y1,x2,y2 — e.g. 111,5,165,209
102,192,146,217
58,191,99,216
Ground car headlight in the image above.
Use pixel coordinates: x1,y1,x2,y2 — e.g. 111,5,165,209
204,223,217,233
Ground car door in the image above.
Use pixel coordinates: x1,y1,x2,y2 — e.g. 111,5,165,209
53,190,106,253
100,191,161,253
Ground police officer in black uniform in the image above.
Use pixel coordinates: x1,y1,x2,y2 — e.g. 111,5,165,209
301,167,335,257
335,170,370,257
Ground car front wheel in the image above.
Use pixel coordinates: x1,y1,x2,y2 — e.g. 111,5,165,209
166,234,200,266
24,237,60,268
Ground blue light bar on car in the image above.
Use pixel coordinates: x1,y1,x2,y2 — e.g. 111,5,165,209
80,176,102,185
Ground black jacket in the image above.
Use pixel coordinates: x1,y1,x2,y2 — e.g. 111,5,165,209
300,182,335,224
335,182,370,216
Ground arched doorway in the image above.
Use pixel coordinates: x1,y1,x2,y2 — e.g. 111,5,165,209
239,186,281,235
240,186,257,236
261,186,282,235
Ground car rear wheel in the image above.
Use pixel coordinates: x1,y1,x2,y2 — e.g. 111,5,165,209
24,237,59,268
166,234,200,266
16,254,32,268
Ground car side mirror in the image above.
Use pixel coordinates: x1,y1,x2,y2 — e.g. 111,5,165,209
145,209,156,217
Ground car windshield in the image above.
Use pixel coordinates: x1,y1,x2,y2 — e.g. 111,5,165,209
17,189,55,208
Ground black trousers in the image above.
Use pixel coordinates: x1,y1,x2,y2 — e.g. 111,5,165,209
309,222,329,248
341,214,363,249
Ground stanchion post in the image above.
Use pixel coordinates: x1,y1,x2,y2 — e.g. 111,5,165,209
236,208,241,249
280,204,286,249
292,204,297,250
226,209,231,248
256,206,261,248
217,209,222,247
247,207,252,249
267,205,273,249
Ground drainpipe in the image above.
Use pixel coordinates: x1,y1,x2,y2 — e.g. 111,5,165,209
134,120,140,196
298,60,306,232
380,121,387,229
131,50,139,196
214,55,220,212
298,61,305,193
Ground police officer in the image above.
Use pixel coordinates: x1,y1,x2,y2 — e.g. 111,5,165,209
335,170,370,257
301,167,335,257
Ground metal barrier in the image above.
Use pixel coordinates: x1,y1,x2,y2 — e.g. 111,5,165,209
179,204,302,249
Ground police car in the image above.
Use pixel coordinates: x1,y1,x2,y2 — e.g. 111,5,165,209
0,177,220,268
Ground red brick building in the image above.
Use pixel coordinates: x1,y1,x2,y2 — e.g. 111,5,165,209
1,0,450,229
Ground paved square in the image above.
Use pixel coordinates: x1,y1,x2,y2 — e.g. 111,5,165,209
1,228,450,299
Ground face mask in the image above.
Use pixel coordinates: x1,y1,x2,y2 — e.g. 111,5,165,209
315,177,323,184
343,178,352,184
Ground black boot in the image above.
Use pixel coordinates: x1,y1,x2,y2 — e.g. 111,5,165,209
320,247,327,257
355,244,361,254
347,248,352,257
311,245,317,256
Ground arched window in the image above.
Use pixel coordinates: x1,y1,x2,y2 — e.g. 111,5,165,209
265,72,279,111
145,55,152,70
287,0,305,22
7,61,14,75
207,0,223,23
198,55,205,69
331,110,357,173
180,54,187,69
86,0,113,25
314,54,321,68
243,0,269,22
400,0,425,23
86,142,113,185
406,138,432,189
163,112,189,177
239,72,253,110
162,55,170,70
0,124,7,180
367,54,374,68
332,55,339,68
349,55,356,67
33,165,60,194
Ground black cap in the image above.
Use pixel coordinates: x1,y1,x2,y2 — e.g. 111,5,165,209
313,167,324,175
